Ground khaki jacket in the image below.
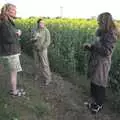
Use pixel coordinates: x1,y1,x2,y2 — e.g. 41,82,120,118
31,27,51,51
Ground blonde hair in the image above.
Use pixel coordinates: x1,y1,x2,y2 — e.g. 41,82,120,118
0,3,16,20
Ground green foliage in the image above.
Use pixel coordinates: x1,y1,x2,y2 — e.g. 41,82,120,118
109,40,120,92
15,18,97,76
15,18,120,93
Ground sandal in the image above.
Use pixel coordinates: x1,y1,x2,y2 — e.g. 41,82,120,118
10,89,26,97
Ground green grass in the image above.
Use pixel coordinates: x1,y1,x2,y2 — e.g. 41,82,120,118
0,54,49,120
0,81,49,120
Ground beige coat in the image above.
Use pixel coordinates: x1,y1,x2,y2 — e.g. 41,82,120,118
32,27,51,51
87,30,117,87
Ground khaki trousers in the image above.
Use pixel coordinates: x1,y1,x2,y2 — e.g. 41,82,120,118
33,49,51,83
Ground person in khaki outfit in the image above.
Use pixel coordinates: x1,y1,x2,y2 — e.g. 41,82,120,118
83,12,118,113
31,18,51,86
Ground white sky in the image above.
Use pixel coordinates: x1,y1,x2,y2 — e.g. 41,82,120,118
0,0,120,19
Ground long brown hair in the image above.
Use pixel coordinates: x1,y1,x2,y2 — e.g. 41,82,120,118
97,12,119,39
97,12,117,32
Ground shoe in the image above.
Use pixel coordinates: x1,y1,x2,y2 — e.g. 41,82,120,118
84,101,91,109
84,97,95,109
34,75,39,81
45,79,52,86
91,103,103,114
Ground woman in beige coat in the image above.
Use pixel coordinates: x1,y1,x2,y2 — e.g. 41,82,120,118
84,12,118,113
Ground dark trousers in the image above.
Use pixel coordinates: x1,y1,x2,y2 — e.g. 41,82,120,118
91,82,105,106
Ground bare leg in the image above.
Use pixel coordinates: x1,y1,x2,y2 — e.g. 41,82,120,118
10,70,18,94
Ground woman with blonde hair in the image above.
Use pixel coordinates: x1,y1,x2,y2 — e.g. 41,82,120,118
0,3,24,96
84,12,118,113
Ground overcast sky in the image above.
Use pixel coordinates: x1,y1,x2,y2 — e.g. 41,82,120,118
0,0,120,19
